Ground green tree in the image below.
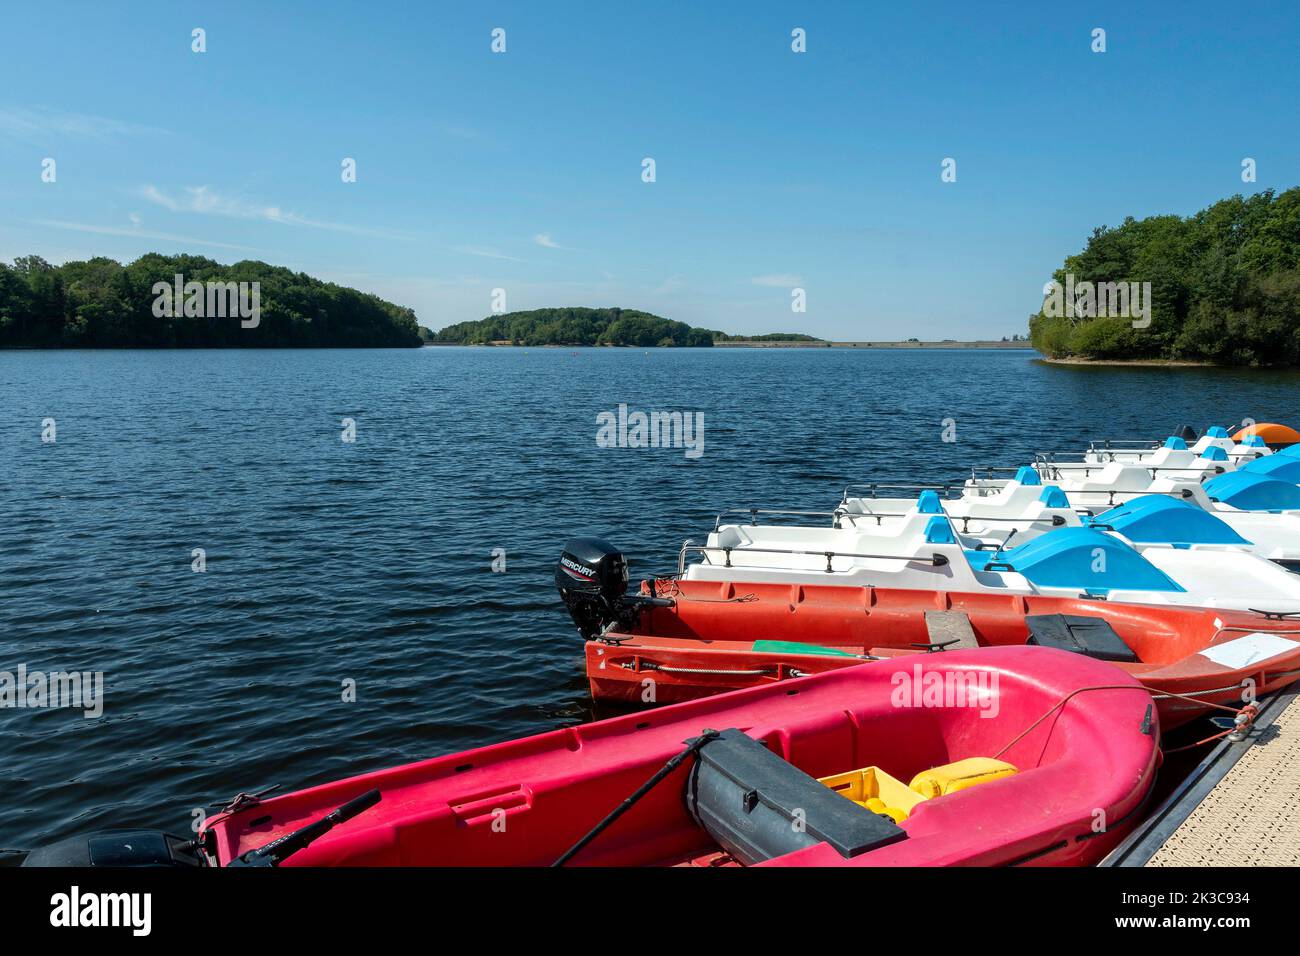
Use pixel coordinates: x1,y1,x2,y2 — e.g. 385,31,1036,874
1031,187,1300,365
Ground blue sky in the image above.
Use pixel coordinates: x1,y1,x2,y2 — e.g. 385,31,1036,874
1,0,1296,339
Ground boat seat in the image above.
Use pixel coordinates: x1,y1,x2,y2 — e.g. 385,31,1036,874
924,611,980,650
1024,614,1140,663
686,729,906,865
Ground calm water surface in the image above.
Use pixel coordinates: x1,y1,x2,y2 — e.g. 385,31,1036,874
3,347,1298,856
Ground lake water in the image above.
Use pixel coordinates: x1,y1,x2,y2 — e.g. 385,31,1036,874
3,346,1299,857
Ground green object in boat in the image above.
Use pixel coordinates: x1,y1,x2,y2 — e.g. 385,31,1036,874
752,640,858,658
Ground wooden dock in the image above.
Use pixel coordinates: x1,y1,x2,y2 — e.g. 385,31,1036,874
1103,687,1300,866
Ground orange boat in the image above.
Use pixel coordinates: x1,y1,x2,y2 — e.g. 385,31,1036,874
579,576,1300,728
1232,422,1300,447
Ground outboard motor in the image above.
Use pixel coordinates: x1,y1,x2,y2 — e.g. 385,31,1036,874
22,830,207,867
1176,424,1198,444
555,537,672,640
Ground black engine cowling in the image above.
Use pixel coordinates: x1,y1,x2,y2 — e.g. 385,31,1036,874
22,829,207,867
555,538,670,639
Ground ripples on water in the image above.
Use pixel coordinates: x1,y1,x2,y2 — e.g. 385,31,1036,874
2,347,1297,857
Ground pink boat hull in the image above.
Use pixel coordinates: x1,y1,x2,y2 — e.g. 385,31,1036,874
204,646,1160,867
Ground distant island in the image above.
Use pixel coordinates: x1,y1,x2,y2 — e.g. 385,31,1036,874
715,337,1032,349
0,254,422,348
426,307,821,348
1031,187,1300,366
426,311,1030,349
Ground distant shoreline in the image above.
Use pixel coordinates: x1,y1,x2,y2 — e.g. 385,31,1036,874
716,340,1034,350
424,340,1036,350
1038,356,1214,368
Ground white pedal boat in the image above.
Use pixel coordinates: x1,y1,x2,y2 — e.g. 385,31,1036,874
836,477,1300,564
953,467,1300,562
1080,428,1270,466
680,499,1300,612
1028,443,1235,483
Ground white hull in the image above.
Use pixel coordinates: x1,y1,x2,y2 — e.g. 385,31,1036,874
841,479,1300,562
684,520,1300,612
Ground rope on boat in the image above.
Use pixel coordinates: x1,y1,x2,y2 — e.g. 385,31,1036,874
1146,668,1300,701
676,594,760,604
993,684,1152,760
628,663,774,676
651,578,758,605
1148,683,1257,700
995,683,1266,762
1161,703,1261,754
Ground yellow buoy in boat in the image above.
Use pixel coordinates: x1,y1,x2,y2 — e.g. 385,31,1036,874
820,757,1017,821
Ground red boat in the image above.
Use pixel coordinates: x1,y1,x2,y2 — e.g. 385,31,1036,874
198,647,1159,867
582,577,1300,726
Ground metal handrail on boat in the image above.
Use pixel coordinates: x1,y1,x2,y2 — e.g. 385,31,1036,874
712,508,843,531
1082,448,1163,462
839,482,965,501
839,510,1067,532
969,466,1024,479
1036,461,1224,481
1039,449,1171,464
677,542,950,575
1089,438,1164,449
1067,487,1198,512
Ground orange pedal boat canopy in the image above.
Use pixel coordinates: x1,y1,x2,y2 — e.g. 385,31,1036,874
1232,422,1300,445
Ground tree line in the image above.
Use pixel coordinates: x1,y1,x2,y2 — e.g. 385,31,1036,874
0,254,423,348
1030,187,1300,365
428,307,820,347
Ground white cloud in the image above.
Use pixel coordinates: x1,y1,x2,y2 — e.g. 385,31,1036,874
751,273,803,287
454,245,523,262
533,233,563,249
137,185,408,239
0,106,165,142
30,219,267,253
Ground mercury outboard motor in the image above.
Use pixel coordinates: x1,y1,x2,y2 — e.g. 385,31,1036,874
555,537,673,640
22,830,207,867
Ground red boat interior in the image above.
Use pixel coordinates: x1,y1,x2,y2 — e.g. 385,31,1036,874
635,579,1234,667
205,648,1157,868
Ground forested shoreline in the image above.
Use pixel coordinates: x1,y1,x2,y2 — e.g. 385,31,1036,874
427,307,819,347
0,254,423,348
1030,188,1300,366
